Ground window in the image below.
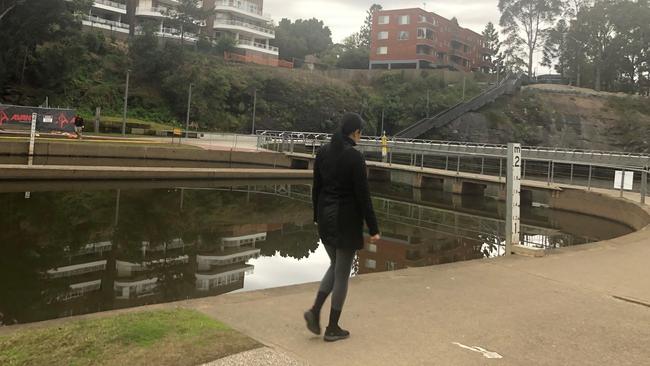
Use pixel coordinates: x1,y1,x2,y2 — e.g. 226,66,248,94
367,243,377,253
378,15,389,25
418,15,428,23
398,15,410,25
365,259,377,269
377,46,388,55
417,28,434,40
385,261,396,271
416,45,433,55
398,31,409,40
378,31,388,40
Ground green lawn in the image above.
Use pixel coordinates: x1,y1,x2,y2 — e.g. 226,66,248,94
0,309,261,366
97,116,178,131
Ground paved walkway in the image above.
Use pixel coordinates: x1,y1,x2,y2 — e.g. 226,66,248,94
188,190,650,366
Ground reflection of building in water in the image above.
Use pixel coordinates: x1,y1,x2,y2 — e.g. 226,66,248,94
46,260,107,278
113,238,192,302
43,242,113,320
195,231,261,293
221,232,266,248
114,277,159,300
358,226,481,275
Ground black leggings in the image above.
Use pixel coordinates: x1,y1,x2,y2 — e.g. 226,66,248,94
318,245,356,311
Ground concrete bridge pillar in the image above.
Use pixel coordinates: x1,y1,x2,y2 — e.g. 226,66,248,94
446,178,486,196
412,173,424,188
413,188,422,202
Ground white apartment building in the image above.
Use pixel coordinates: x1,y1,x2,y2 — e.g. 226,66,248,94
81,0,279,64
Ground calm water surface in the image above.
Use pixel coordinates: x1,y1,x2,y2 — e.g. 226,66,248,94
0,181,632,325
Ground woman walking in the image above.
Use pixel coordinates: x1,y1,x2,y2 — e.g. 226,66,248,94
305,113,380,342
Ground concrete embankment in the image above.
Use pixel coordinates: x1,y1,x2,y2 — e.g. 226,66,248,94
0,165,310,181
0,139,292,169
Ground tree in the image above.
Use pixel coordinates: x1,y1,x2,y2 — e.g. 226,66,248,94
541,19,569,76
273,18,332,61
499,0,563,77
575,1,617,91
214,35,237,57
562,0,592,19
610,0,650,87
482,22,502,73
0,0,93,88
359,4,383,48
164,0,212,45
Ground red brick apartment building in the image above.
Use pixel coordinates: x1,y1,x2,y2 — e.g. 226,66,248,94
370,8,491,72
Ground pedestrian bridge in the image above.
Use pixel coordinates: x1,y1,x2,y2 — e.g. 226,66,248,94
286,152,560,207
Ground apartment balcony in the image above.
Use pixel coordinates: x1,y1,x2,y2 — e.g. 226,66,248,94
135,6,173,18
235,39,278,55
93,0,127,14
158,27,198,42
214,0,272,22
82,15,130,34
214,18,275,39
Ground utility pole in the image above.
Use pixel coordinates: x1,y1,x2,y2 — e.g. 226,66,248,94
121,69,130,136
426,90,430,118
380,107,385,135
184,83,192,142
251,87,257,135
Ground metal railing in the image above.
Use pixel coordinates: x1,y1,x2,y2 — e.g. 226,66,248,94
135,6,172,16
213,18,275,36
395,73,521,138
82,15,129,30
236,39,278,52
94,0,126,10
256,130,649,204
214,0,267,18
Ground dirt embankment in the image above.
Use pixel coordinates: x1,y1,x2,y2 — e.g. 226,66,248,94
435,84,650,152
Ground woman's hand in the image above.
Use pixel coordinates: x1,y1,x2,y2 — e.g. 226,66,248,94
370,234,381,243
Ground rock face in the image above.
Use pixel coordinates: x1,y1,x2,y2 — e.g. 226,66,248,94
431,85,650,152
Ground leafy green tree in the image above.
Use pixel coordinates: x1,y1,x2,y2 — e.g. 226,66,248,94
482,22,502,73
0,0,93,101
562,0,592,19
498,0,563,77
574,1,617,91
610,0,650,86
337,47,370,69
164,0,212,45
541,19,570,76
359,4,383,48
273,18,332,61
214,35,237,56
130,20,162,81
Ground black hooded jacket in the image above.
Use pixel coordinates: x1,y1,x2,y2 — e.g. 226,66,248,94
312,135,379,250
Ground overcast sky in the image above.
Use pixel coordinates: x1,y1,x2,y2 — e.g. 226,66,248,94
264,0,501,42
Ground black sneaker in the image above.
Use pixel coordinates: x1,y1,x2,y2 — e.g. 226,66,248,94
304,310,321,335
324,325,350,342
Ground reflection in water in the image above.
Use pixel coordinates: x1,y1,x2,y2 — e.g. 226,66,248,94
0,183,632,325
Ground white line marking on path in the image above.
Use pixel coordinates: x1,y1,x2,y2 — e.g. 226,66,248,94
452,342,503,359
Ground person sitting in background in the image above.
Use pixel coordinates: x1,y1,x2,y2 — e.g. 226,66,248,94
74,114,85,139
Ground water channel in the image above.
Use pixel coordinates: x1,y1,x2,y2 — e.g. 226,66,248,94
0,181,633,326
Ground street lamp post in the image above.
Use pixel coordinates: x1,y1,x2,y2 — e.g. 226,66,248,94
251,87,257,135
121,69,130,136
185,83,192,142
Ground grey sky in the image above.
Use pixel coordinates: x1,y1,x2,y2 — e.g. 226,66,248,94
264,0,501,42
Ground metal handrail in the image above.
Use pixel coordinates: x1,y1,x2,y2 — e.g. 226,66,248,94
213,18,275,35
94,0,126,10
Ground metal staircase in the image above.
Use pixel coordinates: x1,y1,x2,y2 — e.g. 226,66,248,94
395,74,523,139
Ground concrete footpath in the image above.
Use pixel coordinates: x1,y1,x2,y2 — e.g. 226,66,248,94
189,197,650,365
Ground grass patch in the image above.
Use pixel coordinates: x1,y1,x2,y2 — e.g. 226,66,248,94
0,309,261,366
98,116,178,131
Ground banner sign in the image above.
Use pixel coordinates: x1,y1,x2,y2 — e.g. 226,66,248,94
0,104,76,133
